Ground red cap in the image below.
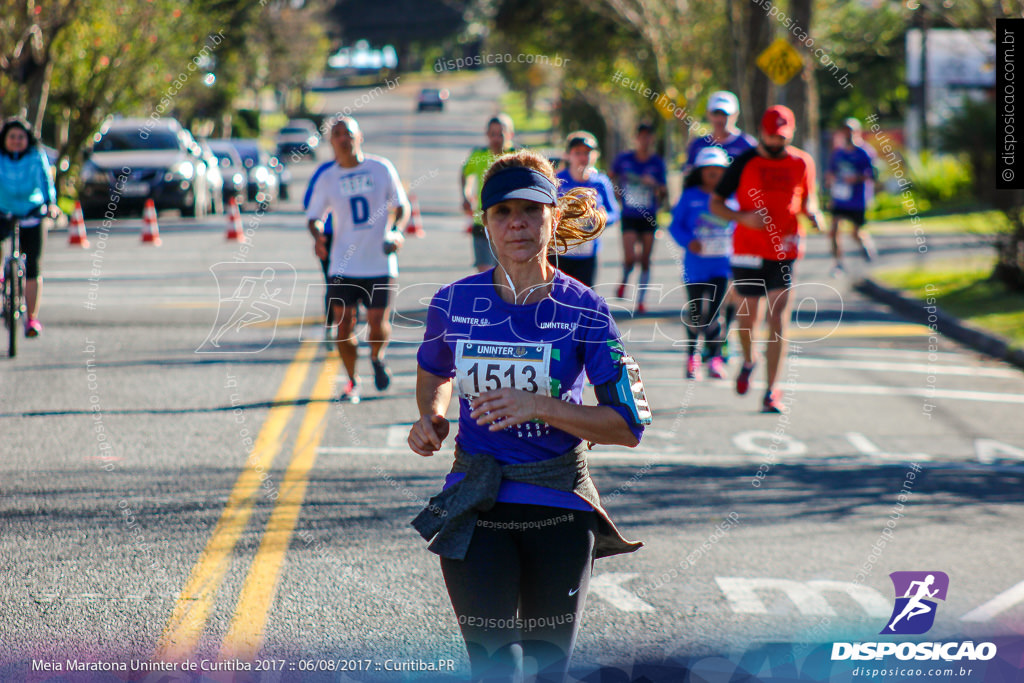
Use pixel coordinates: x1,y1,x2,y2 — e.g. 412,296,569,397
761,105,796,138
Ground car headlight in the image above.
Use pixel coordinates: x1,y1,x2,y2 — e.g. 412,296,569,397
232,173,244,185
168,161,194,180
253,167,269,183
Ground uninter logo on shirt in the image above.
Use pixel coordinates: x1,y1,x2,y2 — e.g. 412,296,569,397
337,173,375,196
538,321,576,331
451,315,488,325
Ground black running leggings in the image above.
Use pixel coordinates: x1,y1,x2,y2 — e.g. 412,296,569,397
441,502,599,683
685,278,728,357
0,222,44,280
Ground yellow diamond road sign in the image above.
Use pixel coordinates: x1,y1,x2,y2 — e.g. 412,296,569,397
756,38,804,86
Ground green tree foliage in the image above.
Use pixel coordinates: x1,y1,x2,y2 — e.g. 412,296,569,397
940,96,1024,290
0,0,330,194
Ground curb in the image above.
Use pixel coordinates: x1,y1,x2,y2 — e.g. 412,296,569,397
855,277,1024,371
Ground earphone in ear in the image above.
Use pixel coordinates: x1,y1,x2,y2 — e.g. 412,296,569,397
484,226,490,241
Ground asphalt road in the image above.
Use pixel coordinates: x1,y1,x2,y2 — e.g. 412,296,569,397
2,71,1023,683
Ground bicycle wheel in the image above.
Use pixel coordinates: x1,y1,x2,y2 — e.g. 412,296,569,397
4,258,16,358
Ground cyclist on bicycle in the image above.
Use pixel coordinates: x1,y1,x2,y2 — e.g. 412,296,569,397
0,117,59,338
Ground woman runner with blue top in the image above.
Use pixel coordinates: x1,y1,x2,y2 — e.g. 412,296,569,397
610,122,666,314
409,150,650,683
669,147,736,381
549,131,620,289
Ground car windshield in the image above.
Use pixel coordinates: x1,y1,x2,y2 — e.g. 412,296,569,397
95,128,180,151
280,127,310,136
231,143,265,167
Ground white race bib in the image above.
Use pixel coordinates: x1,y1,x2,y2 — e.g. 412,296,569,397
731,254,763,269
831,182,853,202
701,237,732,257
625,182,654,210
454,341,552,399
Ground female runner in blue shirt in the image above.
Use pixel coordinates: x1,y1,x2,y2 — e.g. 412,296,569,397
409,150,650,682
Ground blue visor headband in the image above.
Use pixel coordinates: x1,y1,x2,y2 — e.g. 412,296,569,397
480,167,557,212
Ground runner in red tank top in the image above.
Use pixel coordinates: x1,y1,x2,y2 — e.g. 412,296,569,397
710,105,824,413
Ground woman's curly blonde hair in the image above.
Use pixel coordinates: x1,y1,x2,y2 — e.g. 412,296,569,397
482,149,607,255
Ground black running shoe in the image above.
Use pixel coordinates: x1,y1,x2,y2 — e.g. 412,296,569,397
372,358,392,391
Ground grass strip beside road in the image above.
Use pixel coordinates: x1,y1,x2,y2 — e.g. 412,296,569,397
155,342,319,662
865,209,1009,236
875,256,1024,347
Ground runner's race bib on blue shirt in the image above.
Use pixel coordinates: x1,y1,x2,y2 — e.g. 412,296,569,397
454,341,552,400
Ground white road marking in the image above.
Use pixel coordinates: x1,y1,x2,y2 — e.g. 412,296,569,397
961,580,1024,622
975,439,1024,464
845,432,933,462
796,357,1020,379
715,578,889,617
589,573,655,612
316,436,1024,469
386,424,414,448
732,431,808,458
712,380,1024,406
808,347,970,362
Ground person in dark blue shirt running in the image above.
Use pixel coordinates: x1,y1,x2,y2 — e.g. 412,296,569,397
304,158,335,336
610,122,666,314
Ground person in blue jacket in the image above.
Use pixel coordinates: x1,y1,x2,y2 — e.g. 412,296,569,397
669,146,735,381
549,131,620,289
304,157,335,337
0,118,59,338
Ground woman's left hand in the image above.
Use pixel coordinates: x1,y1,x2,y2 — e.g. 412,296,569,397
470,388,542,431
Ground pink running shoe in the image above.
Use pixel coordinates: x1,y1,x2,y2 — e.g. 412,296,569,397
25,317,42,338
686,355,701,380
707,356,726,379
735,361,755,395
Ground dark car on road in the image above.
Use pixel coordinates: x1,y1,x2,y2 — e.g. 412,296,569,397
275,119,319,159
226,139,279,209
206,140,249,209
79,118,211,218
416,87,448,112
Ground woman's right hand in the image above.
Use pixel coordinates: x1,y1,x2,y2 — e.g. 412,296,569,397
408,414,450,457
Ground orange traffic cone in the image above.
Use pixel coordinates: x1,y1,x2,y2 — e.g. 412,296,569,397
225,196,244,241
405,194,425,238
68,201,90,248
141,199,162,245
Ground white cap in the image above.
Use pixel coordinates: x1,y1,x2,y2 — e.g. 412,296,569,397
706,91,739,116
694,146,730,168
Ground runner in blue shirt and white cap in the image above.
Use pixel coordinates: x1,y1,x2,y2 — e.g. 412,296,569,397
684,90,757,173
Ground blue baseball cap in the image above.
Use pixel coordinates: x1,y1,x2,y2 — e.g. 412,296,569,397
480,166,557,212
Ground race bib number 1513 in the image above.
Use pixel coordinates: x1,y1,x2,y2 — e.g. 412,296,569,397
454,341,552,399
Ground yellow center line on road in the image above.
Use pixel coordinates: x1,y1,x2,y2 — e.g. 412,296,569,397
154,342,319,662
218,355,340,661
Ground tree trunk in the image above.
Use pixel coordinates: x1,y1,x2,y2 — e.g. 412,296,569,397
25,58,53,136
787,0,818,161
733,0,775,134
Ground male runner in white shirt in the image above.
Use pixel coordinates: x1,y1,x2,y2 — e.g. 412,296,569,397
307,117,410,402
